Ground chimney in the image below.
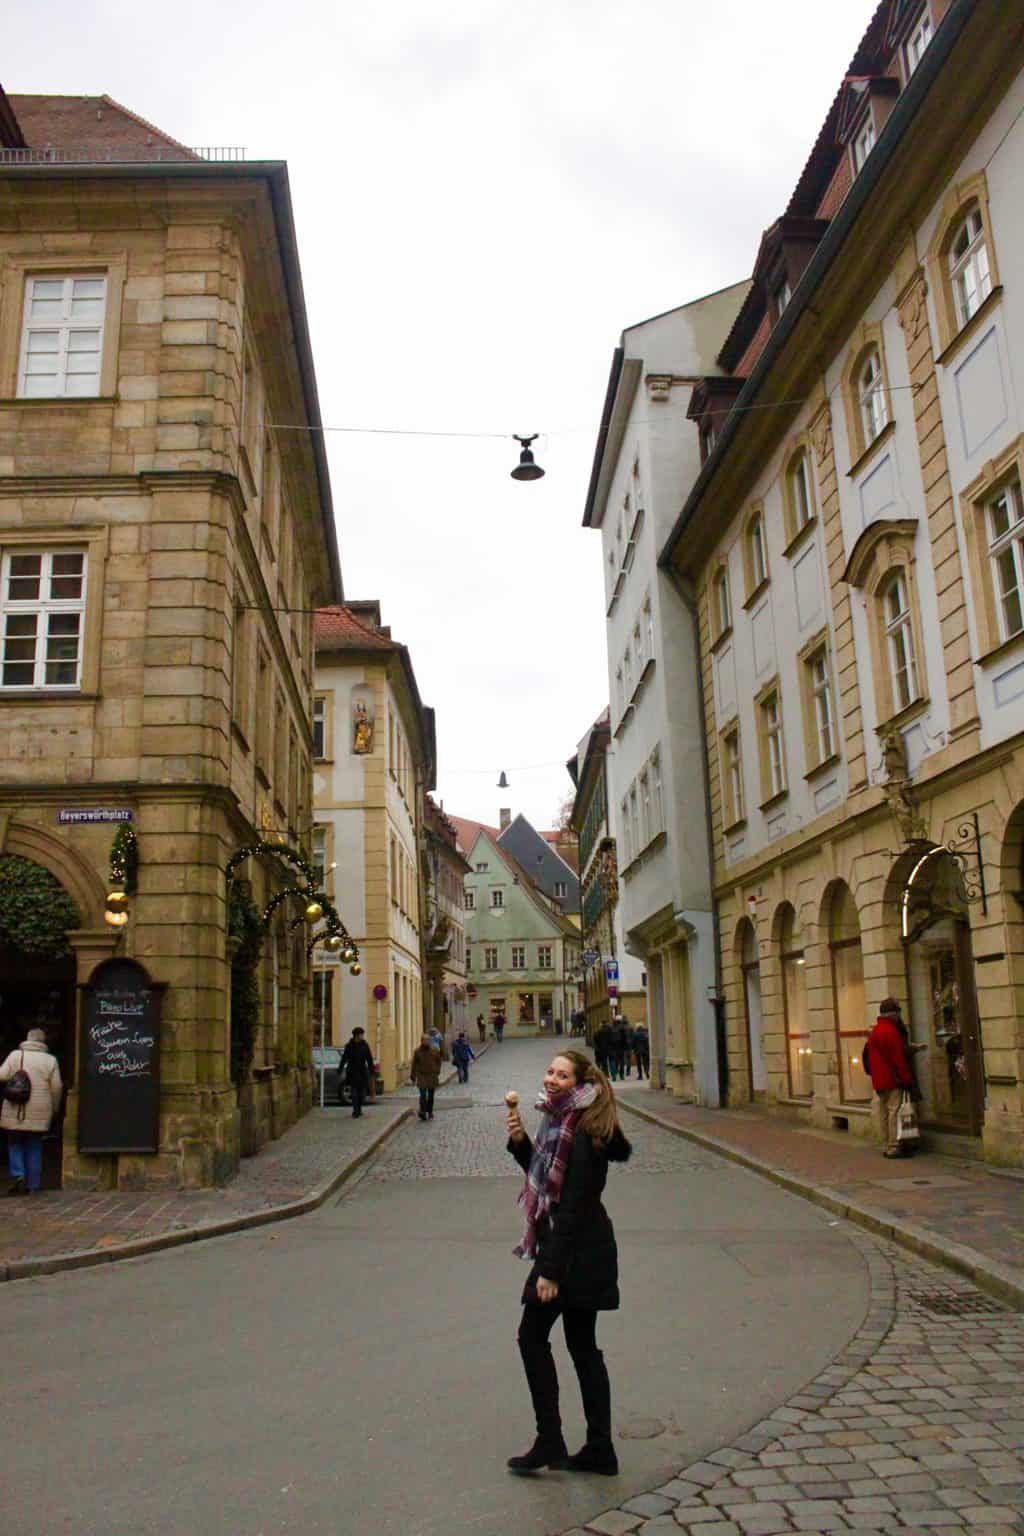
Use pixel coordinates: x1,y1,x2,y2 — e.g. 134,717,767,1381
499,807,511,831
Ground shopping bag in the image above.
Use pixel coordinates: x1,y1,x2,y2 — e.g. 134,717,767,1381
896,1091,920,1144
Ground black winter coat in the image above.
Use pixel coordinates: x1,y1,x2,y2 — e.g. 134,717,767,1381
508,1124,631,1311
340,1037,373,1087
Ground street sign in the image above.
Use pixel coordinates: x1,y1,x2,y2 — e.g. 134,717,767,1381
582,949,599,968
608,985,619,1000
373,984,388,1002
604,959,619,983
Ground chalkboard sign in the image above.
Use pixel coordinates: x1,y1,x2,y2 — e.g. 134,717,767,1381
79,959,164,1155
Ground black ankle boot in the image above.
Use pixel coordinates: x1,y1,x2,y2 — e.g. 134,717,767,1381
506,1436,568,1474
563,1442,619,1476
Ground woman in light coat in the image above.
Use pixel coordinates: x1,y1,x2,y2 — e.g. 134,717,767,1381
1,1027,63,1195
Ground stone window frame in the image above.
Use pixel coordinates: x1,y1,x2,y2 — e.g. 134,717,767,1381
754,675,788,810
960,433,1024,664
797,626,841,778
843,518,929,732
310,820,336,901
312,689,334,763
840,319,895,476
0,251,126,401
709,559,733,647
925,170,1002,364
742,502,770,607
719,718,746,831
0,526,107,698
483,945,499,972
780,430,819,554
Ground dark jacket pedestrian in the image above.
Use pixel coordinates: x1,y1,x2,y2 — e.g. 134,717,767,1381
1,1028,63,1194
476,1013,486,1044
452,1032,475,1083
632,1023,650,1079
340,1028,374,1118
494,1012,505,1042
411,1036,441,1119
865,998,915,1157
593,1021,612,1074
505,1049,630,1478
608,1019,628,1080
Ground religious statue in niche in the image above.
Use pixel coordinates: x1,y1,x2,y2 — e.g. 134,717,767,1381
881,727,927,844
352,699,374,755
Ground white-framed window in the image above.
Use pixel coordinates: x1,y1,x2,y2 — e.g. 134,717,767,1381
987,476,1024,642
553,881,567,899
883,573,919,712
484,946,499,971
858,349,888,444
723,728,745,826
714,568,731,635
749,512,767,588
464,888,476,911
623,639,634,697
905,10,932,75
620,797,632,865
615,666,624,718
490,887,504,909
312,695,326,760
853,116,876,173
18,274,106,399
639,767,651,846
475,861,488,873
949,206,992,330
810,651,835,763
790,450,813,531
537,945,553,969
511,945,526,970
1,548,86,689
643,592,654,662
650,748,664,836
633,619,644,671
629,785,640,857
311,825,327,888
762,691,786,798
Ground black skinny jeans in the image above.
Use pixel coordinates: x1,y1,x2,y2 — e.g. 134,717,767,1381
517,1301,612,1449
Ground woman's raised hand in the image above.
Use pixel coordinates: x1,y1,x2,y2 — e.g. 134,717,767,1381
506,1107,526,1143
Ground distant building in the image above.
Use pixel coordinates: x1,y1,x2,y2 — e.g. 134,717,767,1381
423,795,471,1046
567,710,646,1035
312,603,435,1089
494,808,580,917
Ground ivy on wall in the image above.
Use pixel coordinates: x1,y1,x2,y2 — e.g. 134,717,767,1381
0,855,81,959
228,881,264,1087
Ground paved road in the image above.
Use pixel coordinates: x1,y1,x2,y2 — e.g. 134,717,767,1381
0,1040,872,1536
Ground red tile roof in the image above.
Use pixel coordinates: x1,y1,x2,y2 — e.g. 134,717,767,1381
314,604,394,652
8,93,199,161
448,815,500,858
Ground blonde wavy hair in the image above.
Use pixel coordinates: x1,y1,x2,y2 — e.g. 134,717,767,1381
558,1049,620,1149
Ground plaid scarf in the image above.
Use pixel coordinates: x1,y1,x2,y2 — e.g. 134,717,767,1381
514,1081,597,1260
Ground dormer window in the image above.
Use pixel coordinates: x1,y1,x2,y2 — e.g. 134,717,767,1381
774,278,792,319
904,10,932,76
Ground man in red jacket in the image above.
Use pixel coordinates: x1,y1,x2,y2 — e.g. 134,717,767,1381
865,997,916,1157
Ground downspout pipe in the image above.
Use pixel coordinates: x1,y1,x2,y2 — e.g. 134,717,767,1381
664,564,728,1108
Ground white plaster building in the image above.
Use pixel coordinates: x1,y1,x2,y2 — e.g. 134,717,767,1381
582,281,749,1099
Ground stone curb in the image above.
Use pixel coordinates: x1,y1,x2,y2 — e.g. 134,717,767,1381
616,1097,1024,1312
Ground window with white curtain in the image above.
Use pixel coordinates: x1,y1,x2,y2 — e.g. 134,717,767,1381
18,274,106,398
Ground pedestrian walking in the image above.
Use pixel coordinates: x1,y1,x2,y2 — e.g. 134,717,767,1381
339,1026,374,1118
452,1031,475,1085
411,1033,441,1120
608,1015,627,1082
592,1018,612,1077
632,1023,650,1081
505,1048,631,1476
494,1012,505,1043
476,1013,486,1045
622,1017,634,1078
864,997,918,1158
1,1027,63,1195
428,1024,444,1058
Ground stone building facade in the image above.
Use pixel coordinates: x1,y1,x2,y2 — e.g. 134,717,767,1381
0,94,342,1188
661,0,1024,1166
423,795,471,1047
311,602,435,1089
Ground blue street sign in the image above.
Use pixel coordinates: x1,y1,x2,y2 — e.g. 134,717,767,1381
604,959,619,983
582,949,599,968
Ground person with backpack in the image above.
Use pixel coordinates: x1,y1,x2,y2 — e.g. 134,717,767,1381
863,997,919,1158
1,1027,63,1195
452,1031,476,1084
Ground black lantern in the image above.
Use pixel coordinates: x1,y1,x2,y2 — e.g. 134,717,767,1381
510,434,544,481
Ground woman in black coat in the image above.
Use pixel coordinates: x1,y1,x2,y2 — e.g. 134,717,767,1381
505,1048,631,1477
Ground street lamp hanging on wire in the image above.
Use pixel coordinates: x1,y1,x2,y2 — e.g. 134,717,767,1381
510,435,544,481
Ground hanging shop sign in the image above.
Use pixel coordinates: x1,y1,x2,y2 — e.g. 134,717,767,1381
79,958,165,1155
58,808,134,825
604,959,619,983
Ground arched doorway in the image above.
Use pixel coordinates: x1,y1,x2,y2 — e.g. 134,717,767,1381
0,854,81,1189
777,904,811,1098
898,845,984,1136
827,883,869,1104
737,919,767,1097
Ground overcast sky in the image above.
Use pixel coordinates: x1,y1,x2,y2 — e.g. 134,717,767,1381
7,2,869,829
